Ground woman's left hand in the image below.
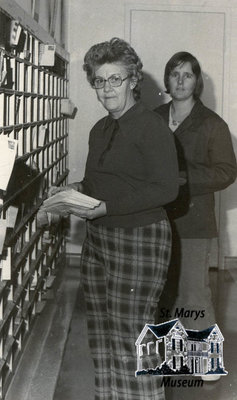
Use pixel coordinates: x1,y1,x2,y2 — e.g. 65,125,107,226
67,201,107,220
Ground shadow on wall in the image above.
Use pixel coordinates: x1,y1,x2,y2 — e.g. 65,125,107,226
201,72,237,259
140,71,165,110
201,71,217,111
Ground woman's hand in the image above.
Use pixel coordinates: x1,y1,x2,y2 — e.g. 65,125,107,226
47,186,66,197
47,182,83,198
67,201,107,220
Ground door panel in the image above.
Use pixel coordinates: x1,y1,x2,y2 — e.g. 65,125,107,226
126,7,225,112
126,5,227,266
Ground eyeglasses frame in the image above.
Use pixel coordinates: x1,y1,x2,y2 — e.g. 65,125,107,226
92,74,129,89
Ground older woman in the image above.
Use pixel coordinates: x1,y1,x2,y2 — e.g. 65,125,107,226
50,38,178,398
155,52,236,336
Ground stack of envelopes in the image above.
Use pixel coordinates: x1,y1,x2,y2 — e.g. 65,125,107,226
41,189,101,216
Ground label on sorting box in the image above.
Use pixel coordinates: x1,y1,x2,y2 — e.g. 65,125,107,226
39,44,56,66
1,247,11,280
0,136,18,191
0,218,7,255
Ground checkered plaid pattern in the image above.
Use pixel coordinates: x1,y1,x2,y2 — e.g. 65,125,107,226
80,220,172,400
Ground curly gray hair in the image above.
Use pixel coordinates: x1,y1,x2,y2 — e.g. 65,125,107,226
83,37,143,100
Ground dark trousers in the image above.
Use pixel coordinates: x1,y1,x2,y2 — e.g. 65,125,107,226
174,238,216,330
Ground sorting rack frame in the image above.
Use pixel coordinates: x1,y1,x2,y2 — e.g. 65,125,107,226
0,2,70,397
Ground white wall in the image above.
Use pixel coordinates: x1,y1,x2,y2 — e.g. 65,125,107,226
15,0,63,45
67,0,237,262
67,0,126,183
14,0,31,13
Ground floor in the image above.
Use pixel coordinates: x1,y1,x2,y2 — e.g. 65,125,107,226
5,260,237,400
5,258,82,400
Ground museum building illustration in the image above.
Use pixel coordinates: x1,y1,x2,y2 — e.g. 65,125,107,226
135,319,228,377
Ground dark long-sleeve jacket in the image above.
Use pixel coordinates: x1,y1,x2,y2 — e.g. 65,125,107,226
155,99,237,238
82,101,179,228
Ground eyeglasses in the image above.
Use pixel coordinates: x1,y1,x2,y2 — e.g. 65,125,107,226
92,74,129,89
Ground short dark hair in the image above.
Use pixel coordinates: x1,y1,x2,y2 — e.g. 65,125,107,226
164,51,204,99
83,37,143,100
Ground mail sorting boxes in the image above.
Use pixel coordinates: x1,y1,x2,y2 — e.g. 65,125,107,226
0,5,69,398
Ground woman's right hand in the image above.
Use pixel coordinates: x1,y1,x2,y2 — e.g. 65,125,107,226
47,182,84,198
47,186,67,197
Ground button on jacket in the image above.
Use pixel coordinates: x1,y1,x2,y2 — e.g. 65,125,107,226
155,99,237,238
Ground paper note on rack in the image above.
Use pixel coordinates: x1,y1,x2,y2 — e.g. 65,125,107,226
0,136,18,191
0,218,7,255
38,125,47,147
6,206,18,228
61,99,78,119
0,93,4,126
39,44,56,66
1,247,11,280
10,20,22,47
0,49,6,86
41,189,101,216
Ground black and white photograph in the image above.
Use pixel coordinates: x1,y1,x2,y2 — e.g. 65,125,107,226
0,1,237,400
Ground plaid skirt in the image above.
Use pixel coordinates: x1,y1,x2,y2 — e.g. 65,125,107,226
80,219,172,400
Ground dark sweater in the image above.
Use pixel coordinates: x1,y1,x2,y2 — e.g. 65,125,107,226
82,101,179,228
155,100,237,237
